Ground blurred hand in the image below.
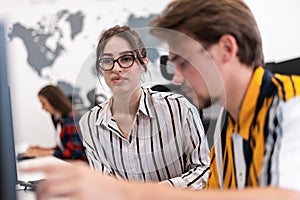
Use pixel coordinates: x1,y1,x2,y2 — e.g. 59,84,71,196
158,180,173,187
23,146,54,157
21,161,127,200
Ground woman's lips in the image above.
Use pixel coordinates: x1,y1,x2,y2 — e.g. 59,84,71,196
111,76,126,83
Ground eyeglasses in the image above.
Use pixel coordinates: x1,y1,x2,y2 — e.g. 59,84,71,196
98,54,137,71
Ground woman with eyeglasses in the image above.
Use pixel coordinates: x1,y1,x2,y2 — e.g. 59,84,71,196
78,25,210,189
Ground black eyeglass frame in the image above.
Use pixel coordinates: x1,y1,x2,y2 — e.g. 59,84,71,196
98,54,138,71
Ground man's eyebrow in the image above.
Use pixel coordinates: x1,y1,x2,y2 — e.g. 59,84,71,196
168,54,179,62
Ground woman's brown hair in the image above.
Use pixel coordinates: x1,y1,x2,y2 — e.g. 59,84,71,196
96,25,147,73
38,85,72,115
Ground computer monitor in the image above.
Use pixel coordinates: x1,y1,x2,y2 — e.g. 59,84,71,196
0,22,17,200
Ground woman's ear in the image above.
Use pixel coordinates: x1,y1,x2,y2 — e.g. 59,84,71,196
141,58,149,71
143,57,149,65
218,34,238,63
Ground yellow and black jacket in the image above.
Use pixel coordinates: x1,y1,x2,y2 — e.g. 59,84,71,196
207,67,300,191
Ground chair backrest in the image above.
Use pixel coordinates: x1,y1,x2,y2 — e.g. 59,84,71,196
265,57,300,75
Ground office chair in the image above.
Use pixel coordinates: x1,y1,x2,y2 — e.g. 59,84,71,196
265,57,300,75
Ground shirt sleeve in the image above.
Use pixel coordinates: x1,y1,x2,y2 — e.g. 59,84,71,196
53,115,87,161
166,104,210,189
277,97,300,192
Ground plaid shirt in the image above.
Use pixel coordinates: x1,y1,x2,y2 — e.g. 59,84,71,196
53,112,87,162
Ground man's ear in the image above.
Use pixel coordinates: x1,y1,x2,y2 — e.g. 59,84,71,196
218,34,238,63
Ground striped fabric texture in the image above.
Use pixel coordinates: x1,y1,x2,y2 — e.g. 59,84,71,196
79,87,210,189
207,67,300,191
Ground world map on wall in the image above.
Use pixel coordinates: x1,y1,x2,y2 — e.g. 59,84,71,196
7,9,164,109
8,10,85,76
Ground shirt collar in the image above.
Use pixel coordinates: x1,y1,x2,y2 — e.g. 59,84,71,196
237,66,265,140
95,87,155,127
138,87,155,118
95,100,112,127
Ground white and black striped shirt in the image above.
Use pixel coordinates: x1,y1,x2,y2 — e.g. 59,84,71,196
79,87,210,189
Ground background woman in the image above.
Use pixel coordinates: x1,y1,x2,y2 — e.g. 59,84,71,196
23,85,87,161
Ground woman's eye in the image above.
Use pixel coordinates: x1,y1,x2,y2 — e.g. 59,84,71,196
121,56,133,62
102,59,113,64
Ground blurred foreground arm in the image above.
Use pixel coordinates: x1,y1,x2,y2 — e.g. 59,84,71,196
22,162,300,200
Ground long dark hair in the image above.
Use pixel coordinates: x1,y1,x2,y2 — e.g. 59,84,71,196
38,85,72,115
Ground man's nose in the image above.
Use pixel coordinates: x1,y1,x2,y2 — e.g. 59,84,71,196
172,69,184,85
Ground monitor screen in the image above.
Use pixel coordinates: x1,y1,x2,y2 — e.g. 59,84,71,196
0,22,17,200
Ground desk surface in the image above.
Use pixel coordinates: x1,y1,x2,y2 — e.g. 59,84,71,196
17,189,36,200
17,156,71,182
16,156,71,200
17,190,69,200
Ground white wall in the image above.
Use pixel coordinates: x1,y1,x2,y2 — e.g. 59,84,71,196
0,0,299,151
245,0,300,62
0,0,172,151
